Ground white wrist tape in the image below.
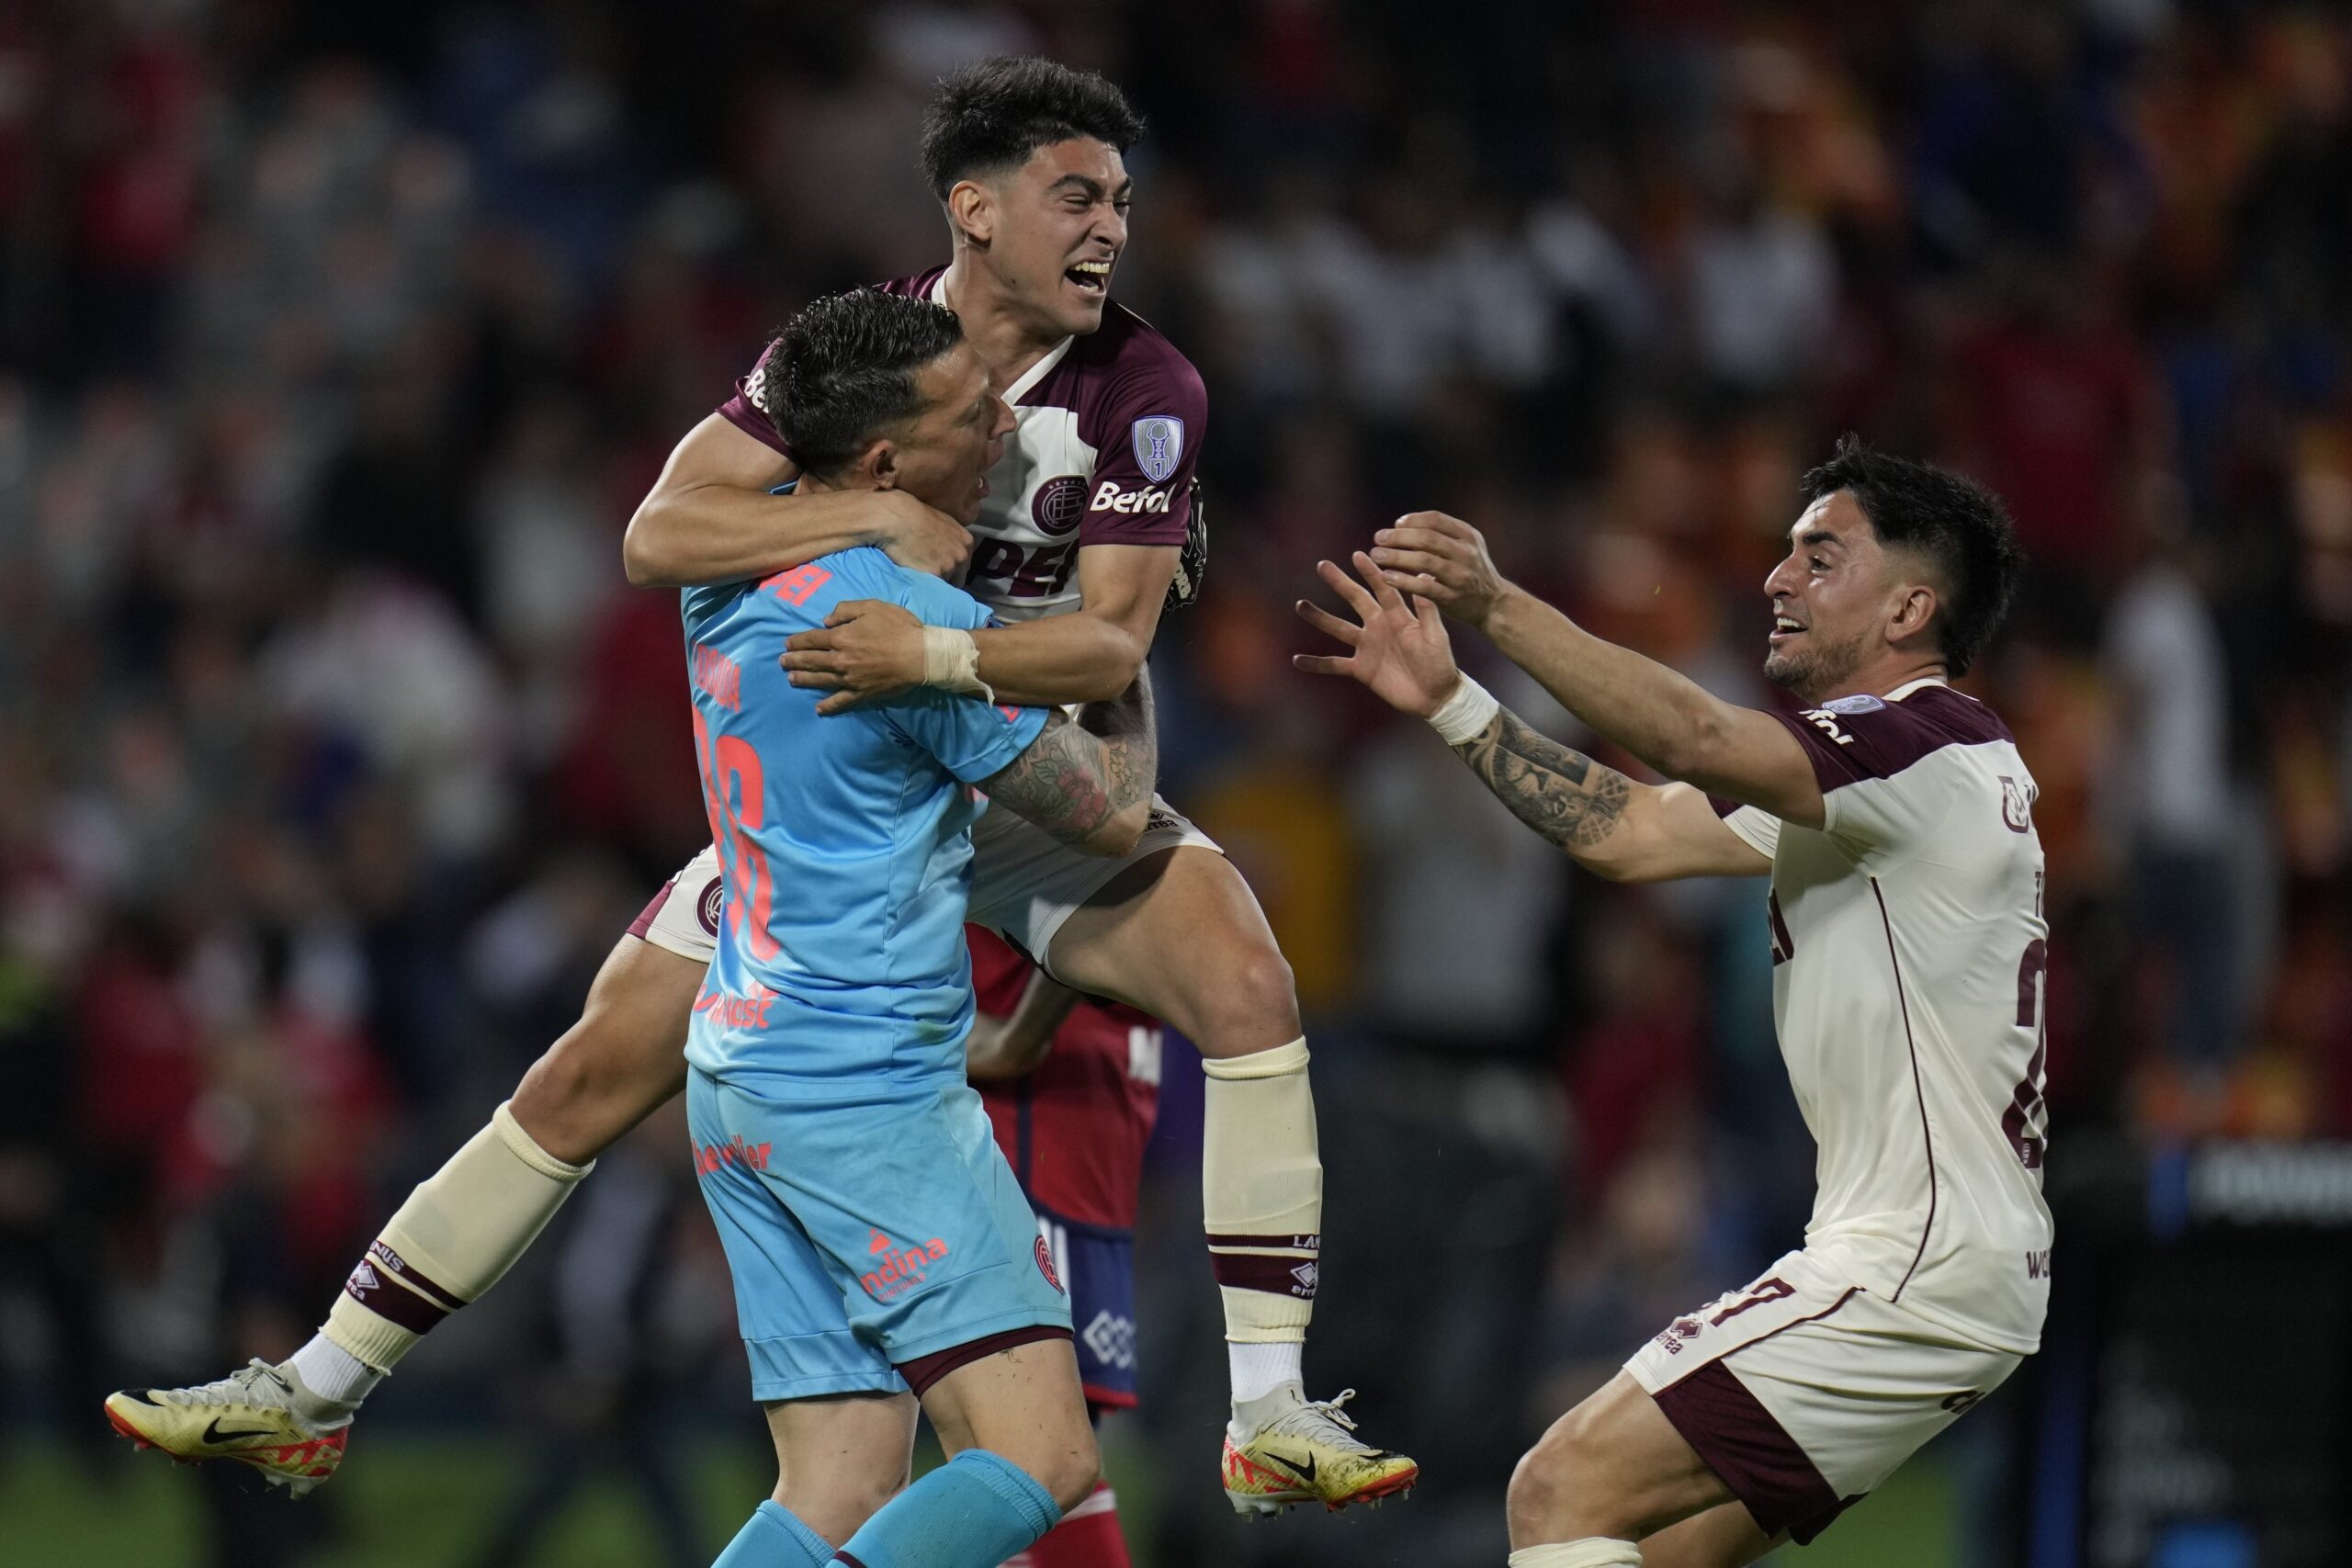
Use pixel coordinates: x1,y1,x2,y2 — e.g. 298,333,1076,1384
922,626,995,703
1428,674,1500,744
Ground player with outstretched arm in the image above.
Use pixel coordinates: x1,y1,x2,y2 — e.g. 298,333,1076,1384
1297,440,2051,1568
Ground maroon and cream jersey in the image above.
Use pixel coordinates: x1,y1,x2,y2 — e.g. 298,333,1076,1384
1723,678,2053,1354
718,266,1204,624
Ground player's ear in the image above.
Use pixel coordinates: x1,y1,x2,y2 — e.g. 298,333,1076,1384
947,179,994,246
1889,581,1938,644
856,438,901,491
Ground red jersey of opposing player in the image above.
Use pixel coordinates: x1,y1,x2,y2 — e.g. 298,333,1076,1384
967,925,1160,1409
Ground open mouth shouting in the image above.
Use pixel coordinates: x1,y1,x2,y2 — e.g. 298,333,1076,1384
1769,611,1807,649
1064,256,1114,298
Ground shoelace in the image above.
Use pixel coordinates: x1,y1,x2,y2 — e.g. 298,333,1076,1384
172,1359,293,1407
1270,1388,1378,1453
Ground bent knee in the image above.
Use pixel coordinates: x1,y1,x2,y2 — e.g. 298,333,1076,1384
1035,1442,1102,1516
1189,943,1299,1048
1508,1410,1611,1539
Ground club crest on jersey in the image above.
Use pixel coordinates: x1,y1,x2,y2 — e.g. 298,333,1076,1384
1132,415,1184,483
1035,1235,1066,1293
2000,774,2037,834
698,878,724,935
1032,474,1088,536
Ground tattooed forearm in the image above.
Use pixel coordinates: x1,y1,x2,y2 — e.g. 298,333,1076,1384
1450,709,1633,852
983,708,1135,849
1076,667,1158,816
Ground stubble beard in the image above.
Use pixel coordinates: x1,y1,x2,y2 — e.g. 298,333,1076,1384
1762,625,1871,706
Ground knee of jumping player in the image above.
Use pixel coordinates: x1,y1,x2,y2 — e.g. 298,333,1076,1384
509,1013,671,1167
1507,1406,1618,1545
508,946,695,1166
1187,942,1300,1055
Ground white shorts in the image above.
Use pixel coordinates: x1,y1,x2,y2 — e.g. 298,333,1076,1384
1623,1247,2022,1545
627,794,1220,970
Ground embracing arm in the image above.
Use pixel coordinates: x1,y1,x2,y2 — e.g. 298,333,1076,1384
968,543,1176,705
978,675,1159,856
623,415,974,588
786,542,1177,711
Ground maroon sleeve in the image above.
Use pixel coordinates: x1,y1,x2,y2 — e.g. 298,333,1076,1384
1077,347,1206,548
1768,689,2004,792
714,344,794,458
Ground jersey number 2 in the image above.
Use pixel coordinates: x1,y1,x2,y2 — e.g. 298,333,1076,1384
692,709,781,961
2004,939,2050,1171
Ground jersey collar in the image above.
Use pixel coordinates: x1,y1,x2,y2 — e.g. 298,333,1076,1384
1886,675,1952,702
927,271,1074,404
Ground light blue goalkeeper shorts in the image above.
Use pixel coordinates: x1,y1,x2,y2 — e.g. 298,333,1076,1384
687,1066,1072,1401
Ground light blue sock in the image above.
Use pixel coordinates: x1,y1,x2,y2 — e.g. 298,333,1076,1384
714,1499,833,1568
827,1449,1061,1568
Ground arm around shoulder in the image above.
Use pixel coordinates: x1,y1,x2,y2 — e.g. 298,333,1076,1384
625,415,974,589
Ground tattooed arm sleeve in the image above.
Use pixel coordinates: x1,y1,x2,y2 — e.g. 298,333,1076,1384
1446,709,1770,881
979,685,1157,856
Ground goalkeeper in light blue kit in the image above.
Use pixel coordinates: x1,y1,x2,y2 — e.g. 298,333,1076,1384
682,288,1157,1568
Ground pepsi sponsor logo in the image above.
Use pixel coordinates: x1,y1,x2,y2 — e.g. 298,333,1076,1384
1821,694,1885,715
1032,474,1088,536
1132,415,1184,483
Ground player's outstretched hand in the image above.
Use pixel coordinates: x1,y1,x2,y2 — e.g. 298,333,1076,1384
1294,552,1460,718
783,599,923,715
1368,511,1510,627
864,490,976,580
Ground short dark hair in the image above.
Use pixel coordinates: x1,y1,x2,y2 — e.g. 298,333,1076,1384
1799,435,2026,678
757,290,965,478
920,56,1145,199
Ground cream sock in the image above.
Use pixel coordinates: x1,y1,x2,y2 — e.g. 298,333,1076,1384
1201,1038,1321,1399
322,1101,592,1373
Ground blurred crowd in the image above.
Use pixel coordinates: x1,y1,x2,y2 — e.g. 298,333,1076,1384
5,2,2352,1564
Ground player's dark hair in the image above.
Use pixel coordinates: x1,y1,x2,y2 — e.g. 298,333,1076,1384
759,290,965,478
1800,435,2027,678
920,56,1145,198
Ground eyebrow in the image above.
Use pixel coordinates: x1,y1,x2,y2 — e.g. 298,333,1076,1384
1046,174,1133,200
1796,528,1842,550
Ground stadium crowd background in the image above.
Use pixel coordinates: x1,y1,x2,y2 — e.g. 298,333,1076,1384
3,2,2346,1564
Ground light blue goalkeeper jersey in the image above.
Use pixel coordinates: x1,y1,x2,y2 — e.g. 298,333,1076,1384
680,547,1047,1096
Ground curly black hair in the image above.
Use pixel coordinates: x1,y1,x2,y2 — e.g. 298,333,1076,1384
919,56,1146,198
1799,435,2028,678
760,290,965,478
